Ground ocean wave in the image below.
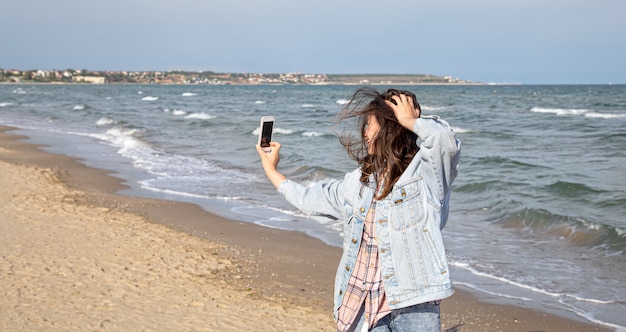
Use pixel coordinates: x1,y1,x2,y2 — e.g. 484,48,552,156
585,112,626,119
290,165,337,184
470,156,544,170
172,109,187,116
336,99,349,105
545,180,604,198
275,128,295,135
73,104,86,111
185,112,216,120
452,126,471,134
596,197,626,210
449,257,625,330
182,92,197,97
301,104,315,108
138,183,213,199
531,107,625,119
302,131,326,137
450,260,618,307
91,126,151,157
530,107,593,116
95,117,115,126
0,102,15,107
452,280,532,301
141,96,159,101
422,105,445,112
450,260,563,298
254,100,266,104
251,127,294,136
455,180,503,193
497,208,626,252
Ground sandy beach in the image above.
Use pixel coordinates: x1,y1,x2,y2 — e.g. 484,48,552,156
0,125,611,332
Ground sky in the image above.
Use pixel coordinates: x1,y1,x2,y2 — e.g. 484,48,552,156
1,0,625,84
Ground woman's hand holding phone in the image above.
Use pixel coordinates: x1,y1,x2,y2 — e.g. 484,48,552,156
256,116,286,189
256,142,286,189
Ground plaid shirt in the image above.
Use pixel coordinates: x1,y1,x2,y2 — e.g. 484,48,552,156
336,202,391,331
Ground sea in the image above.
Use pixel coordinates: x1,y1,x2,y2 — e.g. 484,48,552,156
1,84,624,330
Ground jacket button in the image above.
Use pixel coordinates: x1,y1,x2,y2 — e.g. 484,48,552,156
359,207,365,213
345,265,351,271
351,238,357,244
339,290,343,295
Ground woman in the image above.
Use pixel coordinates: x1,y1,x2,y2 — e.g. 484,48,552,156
256,88,461,331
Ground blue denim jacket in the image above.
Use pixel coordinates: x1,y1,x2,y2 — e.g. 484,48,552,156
278,115,461,319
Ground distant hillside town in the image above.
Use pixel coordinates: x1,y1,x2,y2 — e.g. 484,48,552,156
0,68,479,85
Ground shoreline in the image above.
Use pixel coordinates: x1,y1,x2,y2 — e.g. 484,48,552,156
0,125,612,331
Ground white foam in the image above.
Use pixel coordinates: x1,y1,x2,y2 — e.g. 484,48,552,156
531,107,625,119
530,107,592,116
450,260,617,308
422,105,445,112
336,99,349,105
182,92,197,97
301,104,315,108
453,281,532,301
450,261,562,298
585,112,626,119
273,128,294,135
138,183,212,199
254,100,266,104
73,104,85,110
185,112,216,120
95,117,115,126
86,127,156,171
254,219,294,231
172,109,187,116
0,102,14,107
302,131,324,137
141,96,159,101
565,293,614,304
557,299,626,330
452,127,471,134
251,127,294,135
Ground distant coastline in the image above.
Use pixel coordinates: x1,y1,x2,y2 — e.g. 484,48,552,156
0,69,481,85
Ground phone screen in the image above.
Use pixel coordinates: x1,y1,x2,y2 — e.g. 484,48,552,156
260,120,274,149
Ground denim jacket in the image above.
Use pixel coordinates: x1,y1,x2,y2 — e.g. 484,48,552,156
278,115,461,319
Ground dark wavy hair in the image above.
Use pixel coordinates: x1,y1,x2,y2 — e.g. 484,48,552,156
337,88,420,199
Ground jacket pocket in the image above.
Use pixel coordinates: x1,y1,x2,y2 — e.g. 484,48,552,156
420,225,449,282
388,179,425,231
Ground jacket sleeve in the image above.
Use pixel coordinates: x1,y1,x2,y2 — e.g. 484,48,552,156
278,170,358,220
413,115,461,204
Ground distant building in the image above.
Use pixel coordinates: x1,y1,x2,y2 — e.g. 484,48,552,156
73,76,106,84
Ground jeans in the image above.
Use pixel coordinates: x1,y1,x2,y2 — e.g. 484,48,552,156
350,302,441,332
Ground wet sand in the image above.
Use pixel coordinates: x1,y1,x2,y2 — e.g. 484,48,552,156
0,126,610,331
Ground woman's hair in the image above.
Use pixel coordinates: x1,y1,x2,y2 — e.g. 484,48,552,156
337,88,420,200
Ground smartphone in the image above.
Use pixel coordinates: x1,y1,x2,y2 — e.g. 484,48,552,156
258,116,274,152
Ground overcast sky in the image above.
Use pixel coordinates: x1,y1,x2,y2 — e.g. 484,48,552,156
1,0,625,84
